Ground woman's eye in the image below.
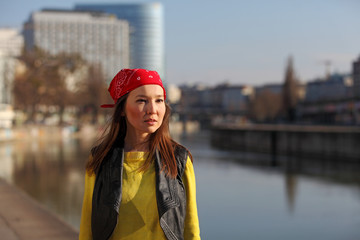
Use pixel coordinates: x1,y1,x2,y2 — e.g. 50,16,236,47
156,99,164,103
136,99,147,103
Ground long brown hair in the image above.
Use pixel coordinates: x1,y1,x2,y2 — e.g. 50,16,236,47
86,94,189,178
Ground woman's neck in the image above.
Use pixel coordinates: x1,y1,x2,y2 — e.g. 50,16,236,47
124,132,150,152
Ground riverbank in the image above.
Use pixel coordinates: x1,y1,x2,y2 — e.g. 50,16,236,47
211,124,360,161
0,178,78,240
0,120,201,143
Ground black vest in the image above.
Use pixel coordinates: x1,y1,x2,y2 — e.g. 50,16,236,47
91,145,189,240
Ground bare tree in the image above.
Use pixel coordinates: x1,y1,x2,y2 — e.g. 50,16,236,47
13,48,86,124
75,65,112,124
13,48,48,122
250,90,282,122
49,52,86,124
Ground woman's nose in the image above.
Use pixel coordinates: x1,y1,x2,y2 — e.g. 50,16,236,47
146,101,156,114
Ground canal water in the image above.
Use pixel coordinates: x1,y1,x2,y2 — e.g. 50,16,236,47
0,131,359,240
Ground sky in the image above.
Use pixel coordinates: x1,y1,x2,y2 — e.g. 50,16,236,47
1,0,359,86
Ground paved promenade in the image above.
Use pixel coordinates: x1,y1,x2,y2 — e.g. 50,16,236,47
0,178,78,240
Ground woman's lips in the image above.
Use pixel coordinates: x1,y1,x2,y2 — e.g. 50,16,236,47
144,119,157,125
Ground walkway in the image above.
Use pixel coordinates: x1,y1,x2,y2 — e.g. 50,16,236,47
0,178,78,240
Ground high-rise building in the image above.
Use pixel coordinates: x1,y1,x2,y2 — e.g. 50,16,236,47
353,56,360,98
23,9,130,81
75,3,165,80
0,28,23,104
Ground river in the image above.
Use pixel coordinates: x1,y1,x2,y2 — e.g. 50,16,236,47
0,130,359,240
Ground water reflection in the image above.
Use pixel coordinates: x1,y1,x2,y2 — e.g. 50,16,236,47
180,133,360,239
0,137,91,229
0,131,359,239
285,173,297,214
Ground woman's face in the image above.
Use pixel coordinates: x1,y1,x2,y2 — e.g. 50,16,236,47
124,84,166,139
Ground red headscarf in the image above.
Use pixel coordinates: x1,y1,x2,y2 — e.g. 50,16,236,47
101,68,166,108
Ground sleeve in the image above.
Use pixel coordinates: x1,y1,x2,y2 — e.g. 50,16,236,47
79,171,96,240
182,156,201,240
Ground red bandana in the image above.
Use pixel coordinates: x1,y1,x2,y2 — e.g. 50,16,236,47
101,68,166,108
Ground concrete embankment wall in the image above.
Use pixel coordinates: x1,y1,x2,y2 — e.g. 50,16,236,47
211,124,360,161
0,178,78,240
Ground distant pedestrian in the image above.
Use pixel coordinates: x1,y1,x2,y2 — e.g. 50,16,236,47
79,68,201,240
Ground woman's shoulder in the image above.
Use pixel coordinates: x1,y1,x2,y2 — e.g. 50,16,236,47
172,141,193,174
173,141,191,157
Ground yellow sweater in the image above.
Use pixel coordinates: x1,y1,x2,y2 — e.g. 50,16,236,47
79,152,201,240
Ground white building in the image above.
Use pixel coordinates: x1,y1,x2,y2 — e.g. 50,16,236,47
23,9,130,81
304,73,353,102
222,86,254,113
166,84,182,104
0,28,23,104
0,28,22,128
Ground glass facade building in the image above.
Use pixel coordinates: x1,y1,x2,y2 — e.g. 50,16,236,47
75,3,165,80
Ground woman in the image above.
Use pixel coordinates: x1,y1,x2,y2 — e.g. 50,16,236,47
79,68,201,240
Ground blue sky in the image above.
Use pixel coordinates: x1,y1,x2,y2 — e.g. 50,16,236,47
1,0,359,86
